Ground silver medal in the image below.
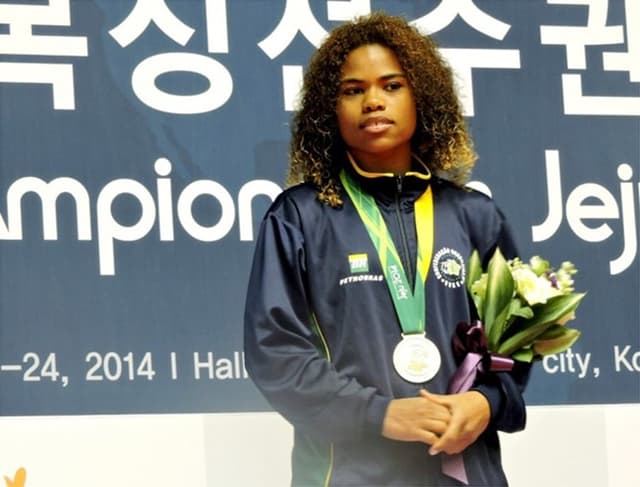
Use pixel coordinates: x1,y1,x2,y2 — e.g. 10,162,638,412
392,334,441,383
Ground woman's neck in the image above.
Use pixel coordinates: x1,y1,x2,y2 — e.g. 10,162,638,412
346,151,432,180
348,148,412,175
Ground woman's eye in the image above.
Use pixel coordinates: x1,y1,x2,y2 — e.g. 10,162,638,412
342,87,362,96
385,82,402,91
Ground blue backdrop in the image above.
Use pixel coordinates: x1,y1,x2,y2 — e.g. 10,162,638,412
0,0,638,415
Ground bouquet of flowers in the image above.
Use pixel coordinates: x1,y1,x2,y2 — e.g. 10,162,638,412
441,248,585,485
465,247,585,362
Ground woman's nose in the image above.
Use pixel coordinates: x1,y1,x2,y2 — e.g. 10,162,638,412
363,89,385,113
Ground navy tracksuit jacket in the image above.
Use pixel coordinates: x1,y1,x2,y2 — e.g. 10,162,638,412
245,162,529,486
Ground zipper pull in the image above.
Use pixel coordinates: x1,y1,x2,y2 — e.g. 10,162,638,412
395,175,403,194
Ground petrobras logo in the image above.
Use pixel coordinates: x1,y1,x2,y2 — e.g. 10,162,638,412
348,253,369,273
432,247,465,289
339,252,383,286
338,253,384,286
0,158,282,276
338,274,384,286
3,467,26,487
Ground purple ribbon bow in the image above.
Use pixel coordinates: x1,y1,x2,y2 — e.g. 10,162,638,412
441,321,514,485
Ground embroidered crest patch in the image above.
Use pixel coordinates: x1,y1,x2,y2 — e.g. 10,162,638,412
432,248,465,288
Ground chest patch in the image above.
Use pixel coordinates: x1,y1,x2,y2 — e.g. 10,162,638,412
348,253,369,273
432,247,466,288
340,252,383,286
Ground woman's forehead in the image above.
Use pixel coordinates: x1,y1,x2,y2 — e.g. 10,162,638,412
340,44,403,77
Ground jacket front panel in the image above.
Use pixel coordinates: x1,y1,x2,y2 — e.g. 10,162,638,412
244,173,525,486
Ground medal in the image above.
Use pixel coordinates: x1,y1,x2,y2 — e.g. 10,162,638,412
393,334,441,383
341,165,440,383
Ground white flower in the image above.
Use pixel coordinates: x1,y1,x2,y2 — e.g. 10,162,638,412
512,267,560,305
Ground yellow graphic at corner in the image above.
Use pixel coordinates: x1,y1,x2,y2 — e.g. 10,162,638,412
349,253,369,273
4,468,26,487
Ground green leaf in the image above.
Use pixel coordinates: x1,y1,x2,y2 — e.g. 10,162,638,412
488,300,511,350
497,293,586,356
497,321,554,356
521,293,586,329
536,324,569,340
512,348,534,362
496,300,534,347
483,248,514,348
466,250,482,295
470,291,484,320
533,326,581,356
509,301,533,320
466,250,484,314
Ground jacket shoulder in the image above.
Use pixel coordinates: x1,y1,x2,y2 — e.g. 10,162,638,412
266,183,319,212
433,178,518,260
261,183,320,223
433,178,497,209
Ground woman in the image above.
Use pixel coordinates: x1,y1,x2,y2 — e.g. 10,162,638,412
245,12,529,486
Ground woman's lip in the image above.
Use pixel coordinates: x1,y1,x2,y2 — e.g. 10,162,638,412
360,117,394,133
362,123,393,134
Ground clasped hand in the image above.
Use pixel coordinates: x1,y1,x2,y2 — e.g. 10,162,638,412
381,390,490,455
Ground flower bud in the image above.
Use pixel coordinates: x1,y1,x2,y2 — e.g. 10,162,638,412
529,255,550,276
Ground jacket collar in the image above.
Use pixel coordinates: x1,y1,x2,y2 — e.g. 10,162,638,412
343,152,432,208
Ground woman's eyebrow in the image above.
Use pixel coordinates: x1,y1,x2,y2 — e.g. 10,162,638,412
379,72,406,80
339,72,407,84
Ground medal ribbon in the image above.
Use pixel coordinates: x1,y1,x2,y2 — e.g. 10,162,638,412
340,169,434,335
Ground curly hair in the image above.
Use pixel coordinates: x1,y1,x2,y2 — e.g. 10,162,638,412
287,12,477,206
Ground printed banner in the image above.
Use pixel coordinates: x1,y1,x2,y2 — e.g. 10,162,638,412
0,0,638,416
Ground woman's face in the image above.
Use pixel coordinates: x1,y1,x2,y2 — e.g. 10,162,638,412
336,43,417,173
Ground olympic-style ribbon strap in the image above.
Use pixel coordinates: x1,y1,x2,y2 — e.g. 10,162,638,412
442,321,514,485
339,169,433,336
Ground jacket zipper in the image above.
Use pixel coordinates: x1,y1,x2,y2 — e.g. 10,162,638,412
394,175,414,287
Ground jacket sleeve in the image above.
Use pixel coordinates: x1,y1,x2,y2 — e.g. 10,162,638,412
467,197,531,433
244,196,391,442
